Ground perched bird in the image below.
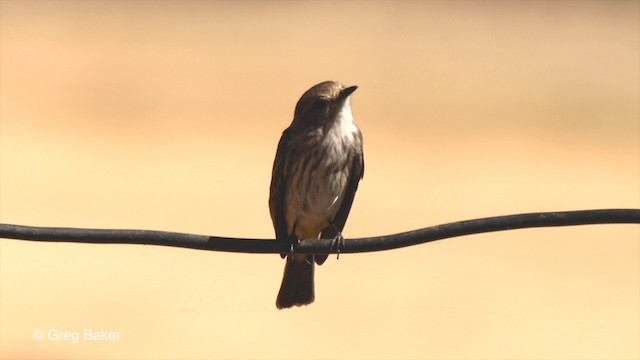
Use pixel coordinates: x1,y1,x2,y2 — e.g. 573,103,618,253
269,81,364,309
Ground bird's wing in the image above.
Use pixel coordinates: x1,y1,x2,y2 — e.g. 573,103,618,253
269,129,293,250
316,140,364,265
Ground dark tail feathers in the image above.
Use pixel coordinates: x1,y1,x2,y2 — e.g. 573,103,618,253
276,256,315,309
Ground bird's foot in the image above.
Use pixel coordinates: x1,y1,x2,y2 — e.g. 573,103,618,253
289,237,300,254
280,235,300,259
330,233,344,260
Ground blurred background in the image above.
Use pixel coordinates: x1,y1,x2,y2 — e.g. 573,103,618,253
1,1,638,359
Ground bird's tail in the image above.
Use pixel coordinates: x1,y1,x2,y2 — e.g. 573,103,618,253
276,255,315,309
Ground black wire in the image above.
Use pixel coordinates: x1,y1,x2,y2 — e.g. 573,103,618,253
0,209,638,254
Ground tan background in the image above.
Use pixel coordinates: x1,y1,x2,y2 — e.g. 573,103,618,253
1,1,638,359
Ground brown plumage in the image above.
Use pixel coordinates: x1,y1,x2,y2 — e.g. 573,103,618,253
269,81,364,309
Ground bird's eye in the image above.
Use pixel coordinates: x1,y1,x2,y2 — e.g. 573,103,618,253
312,98,329,110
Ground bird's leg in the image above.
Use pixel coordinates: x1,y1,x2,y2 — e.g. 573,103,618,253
281,224,300,257
328,221,345,260
287,232,300,254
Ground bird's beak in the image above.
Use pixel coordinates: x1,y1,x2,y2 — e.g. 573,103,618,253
339,85,358,101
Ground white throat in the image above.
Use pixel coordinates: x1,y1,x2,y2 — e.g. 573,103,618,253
333,97,358,139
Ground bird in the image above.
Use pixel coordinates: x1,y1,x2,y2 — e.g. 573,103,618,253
269,81,364,309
